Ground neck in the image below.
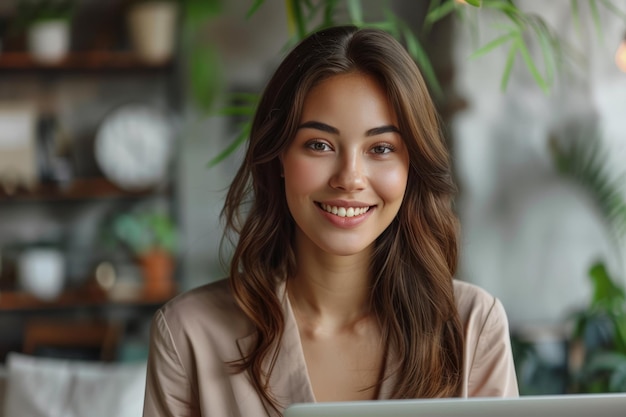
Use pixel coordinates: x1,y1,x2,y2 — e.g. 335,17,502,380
288,240,374,332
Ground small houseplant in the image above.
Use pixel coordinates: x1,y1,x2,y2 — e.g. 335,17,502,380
14,0,77,63
108,208,177,298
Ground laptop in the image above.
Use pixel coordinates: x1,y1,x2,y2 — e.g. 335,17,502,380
284,393,626,417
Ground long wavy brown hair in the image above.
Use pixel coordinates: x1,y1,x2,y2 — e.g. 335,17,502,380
222,25,463,409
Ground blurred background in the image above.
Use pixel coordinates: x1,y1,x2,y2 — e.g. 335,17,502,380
0,0,625,412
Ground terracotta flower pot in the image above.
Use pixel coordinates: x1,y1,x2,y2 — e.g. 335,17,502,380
138,249,174,298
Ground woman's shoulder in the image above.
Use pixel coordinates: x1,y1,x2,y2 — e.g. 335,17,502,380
452,279,507,326
162,278,234,313
157,278,252,337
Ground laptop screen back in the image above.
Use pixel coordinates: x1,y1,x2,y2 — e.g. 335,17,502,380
284,393,626,417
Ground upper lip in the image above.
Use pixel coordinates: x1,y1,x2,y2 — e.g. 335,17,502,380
317,200,373,208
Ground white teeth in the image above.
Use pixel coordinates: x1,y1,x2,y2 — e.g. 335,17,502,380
320,203,370,218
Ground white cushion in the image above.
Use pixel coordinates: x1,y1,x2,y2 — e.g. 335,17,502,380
3,353,146,417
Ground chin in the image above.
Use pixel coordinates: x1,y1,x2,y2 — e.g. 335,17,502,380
319,242,374,257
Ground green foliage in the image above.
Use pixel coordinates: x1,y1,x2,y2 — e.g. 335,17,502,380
549,130,626,393
570,262,626,392
550,134,626,238
209,0,445,166
180,0,223,114
11,0,76,32
198,1,626,164
207,1,626,164
461,0,564,94
106,209,177,257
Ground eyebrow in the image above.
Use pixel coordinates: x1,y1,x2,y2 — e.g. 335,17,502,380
297,121,400,136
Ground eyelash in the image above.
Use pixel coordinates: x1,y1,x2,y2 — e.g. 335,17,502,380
371,143,396,154
306,140,332,152
305,140,396,155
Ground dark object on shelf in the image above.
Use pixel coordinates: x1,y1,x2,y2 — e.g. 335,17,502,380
36,113,72,186
0,248,18,291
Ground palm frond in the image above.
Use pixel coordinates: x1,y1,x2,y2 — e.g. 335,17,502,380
549,134,626,239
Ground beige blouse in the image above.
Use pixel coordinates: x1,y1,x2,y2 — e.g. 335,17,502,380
142,279,518,417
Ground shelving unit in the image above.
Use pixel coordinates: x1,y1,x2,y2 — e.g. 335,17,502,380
0,51,173,71
0,0,182,363
0,286,176,312
0,177,163,201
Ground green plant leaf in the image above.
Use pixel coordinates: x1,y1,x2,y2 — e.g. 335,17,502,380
500,41,517,91
362,20,398,33
184,0,222,31
550,134,626,238
469,31,517,59
589,262,625,306
571,0,582,35
589,0,604,42
585,351,626,373
609,362,626,392
528,17,558,85
286,0,307,40
323,0,340,26
483,0,523,19
425,0,457,26
189,44,221,113
610,312,626,353
347,0,363,25
517,37,549,93
218,106,257,117
400,23,443,99
246,0,266,18
208,121,251,167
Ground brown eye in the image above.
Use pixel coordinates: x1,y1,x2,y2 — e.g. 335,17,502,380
307,140,332,152
371,144,394,154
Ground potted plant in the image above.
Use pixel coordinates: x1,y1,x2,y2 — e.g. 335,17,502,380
108,207,177,298
568,261,626,393
15,0,76,64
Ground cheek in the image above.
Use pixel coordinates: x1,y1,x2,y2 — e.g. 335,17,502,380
283,157,325,197
372,163,409,202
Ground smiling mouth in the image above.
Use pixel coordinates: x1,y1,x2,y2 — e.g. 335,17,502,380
318,203,372,218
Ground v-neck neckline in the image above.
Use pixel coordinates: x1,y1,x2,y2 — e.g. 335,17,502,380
281,280,396,402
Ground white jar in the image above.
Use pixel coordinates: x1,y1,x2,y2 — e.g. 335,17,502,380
18,248,66,300
27,20,70,64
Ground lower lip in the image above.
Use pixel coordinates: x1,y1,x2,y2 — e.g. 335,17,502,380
317,205,374,228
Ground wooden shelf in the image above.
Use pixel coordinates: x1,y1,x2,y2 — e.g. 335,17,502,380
0,285,176,311
0,177,164,202
0,51,173,72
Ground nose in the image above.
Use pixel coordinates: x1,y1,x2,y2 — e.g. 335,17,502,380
329,153,366,192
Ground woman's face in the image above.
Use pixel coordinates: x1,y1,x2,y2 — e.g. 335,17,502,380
281,72,409,258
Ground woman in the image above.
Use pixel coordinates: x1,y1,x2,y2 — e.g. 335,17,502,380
143,25,518,417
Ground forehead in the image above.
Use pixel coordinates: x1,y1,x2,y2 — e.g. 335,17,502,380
299,72,398,128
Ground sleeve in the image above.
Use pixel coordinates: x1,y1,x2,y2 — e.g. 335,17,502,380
142,309,200,417
467,298,519,397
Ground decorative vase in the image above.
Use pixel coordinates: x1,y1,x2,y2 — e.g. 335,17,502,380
27,20,70,64
138,249,174,298
127,1,178,65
